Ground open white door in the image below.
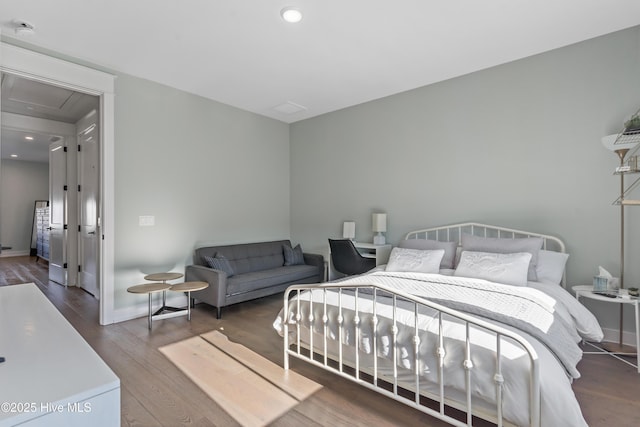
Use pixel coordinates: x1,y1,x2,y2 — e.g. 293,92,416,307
77,111,99,298
49,140,66,285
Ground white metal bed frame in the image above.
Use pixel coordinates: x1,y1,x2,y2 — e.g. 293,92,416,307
282,222,567,427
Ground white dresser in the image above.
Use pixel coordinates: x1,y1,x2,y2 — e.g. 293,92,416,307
0,284,120,427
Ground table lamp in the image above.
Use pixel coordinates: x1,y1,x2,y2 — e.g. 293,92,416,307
372,213,387,245
343,221,356,241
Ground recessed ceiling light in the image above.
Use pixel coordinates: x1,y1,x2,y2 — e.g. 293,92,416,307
10,154,18,158
281,7,302,23
25,136,34,140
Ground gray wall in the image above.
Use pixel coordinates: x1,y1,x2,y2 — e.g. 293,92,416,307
112,74,290,311
0,159,48,254
290,26,640,334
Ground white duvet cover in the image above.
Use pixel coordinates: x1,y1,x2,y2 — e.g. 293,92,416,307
273,271,602,427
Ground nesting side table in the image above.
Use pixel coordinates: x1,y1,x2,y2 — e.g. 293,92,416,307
126,282,171,330
128,273,209,329
169,281,208,320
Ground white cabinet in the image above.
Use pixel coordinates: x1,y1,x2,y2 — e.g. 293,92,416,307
0,284,120,427
35,205,50,262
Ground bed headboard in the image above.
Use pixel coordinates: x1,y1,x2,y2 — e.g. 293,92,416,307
404,222,567,286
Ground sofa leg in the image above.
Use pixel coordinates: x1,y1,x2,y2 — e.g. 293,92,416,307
216,307,222,319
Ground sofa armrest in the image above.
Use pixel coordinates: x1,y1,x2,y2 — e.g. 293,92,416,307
185,264,228,308
303,252,325,281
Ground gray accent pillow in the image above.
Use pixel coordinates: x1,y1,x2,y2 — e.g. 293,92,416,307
535,250,569,286
283,244,305,266
203,254,235,277
398,239,457,269
461,233,542,281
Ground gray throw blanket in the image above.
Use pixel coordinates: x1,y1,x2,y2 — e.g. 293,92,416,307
338,271,583,378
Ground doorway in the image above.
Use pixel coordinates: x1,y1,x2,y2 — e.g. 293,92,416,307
1,73,99,291
0,41,116,324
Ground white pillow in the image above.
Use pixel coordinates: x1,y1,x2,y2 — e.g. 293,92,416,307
385,247,444,273
454,251,532,287
461,233,542,281
535,250,569,286
398,239,457,269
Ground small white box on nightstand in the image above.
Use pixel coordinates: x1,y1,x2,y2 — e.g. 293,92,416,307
593,276,608,292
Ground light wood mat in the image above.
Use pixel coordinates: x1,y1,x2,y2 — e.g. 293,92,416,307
159,330,322,427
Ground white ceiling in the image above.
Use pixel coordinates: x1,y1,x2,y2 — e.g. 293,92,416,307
1,1,640,124
1,74,98,162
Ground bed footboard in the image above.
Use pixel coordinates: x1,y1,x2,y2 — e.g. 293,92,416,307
282,283,541,427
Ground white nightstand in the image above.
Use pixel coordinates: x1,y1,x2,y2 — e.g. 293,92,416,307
572,285,640,372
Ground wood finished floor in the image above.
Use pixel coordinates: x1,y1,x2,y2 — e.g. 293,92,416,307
1,255,639,426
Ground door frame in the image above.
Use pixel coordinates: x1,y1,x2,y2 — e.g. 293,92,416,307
1,41,116,325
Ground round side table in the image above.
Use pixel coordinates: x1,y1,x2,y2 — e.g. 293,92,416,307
143,272,184,309
144,272,184,282
573,285,639,373
127,282,170,330
170,281,209,320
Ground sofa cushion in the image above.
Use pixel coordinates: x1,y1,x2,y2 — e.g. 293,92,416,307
226,265,318,296
203,254,235,277
283,244,305,266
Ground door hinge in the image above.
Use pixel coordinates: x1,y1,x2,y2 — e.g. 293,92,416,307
78,265,81,272
63,263,68,269
63,146,68,152
63,224,68,230
78,184,81,192
63,184,68,191
78,144,81,152
78,225,81,232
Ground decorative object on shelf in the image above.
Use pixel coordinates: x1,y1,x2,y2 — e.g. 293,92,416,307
342,221,356,240
601,107,640,347
628,287,639,297
372,213,387,245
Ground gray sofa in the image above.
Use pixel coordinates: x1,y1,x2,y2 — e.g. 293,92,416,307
185,240,324,318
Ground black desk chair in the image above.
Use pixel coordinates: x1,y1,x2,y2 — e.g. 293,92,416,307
328,239,376,276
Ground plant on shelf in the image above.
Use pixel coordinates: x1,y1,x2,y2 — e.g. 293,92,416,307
624,114,640,134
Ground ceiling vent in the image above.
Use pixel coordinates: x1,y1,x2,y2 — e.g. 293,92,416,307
273,101,307,115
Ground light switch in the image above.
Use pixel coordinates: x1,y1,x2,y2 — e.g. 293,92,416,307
139,215,155,226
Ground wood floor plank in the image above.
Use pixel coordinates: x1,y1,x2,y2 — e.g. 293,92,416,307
160,336,298,426
200,330,322,401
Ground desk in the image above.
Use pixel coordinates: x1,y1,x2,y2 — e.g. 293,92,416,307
327,241,392,280
573,285,639,373
0,284,120,427
352,242,392,265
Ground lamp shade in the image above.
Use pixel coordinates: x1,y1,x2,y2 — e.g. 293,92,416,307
343,221,356,239
372,213,387,233
602,133,639,154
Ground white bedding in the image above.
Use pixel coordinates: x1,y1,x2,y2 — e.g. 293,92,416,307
273,271,602,427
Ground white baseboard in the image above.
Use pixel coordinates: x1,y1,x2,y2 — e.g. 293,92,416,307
601,326,638,347
0,250,31,258
113,292,190,323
